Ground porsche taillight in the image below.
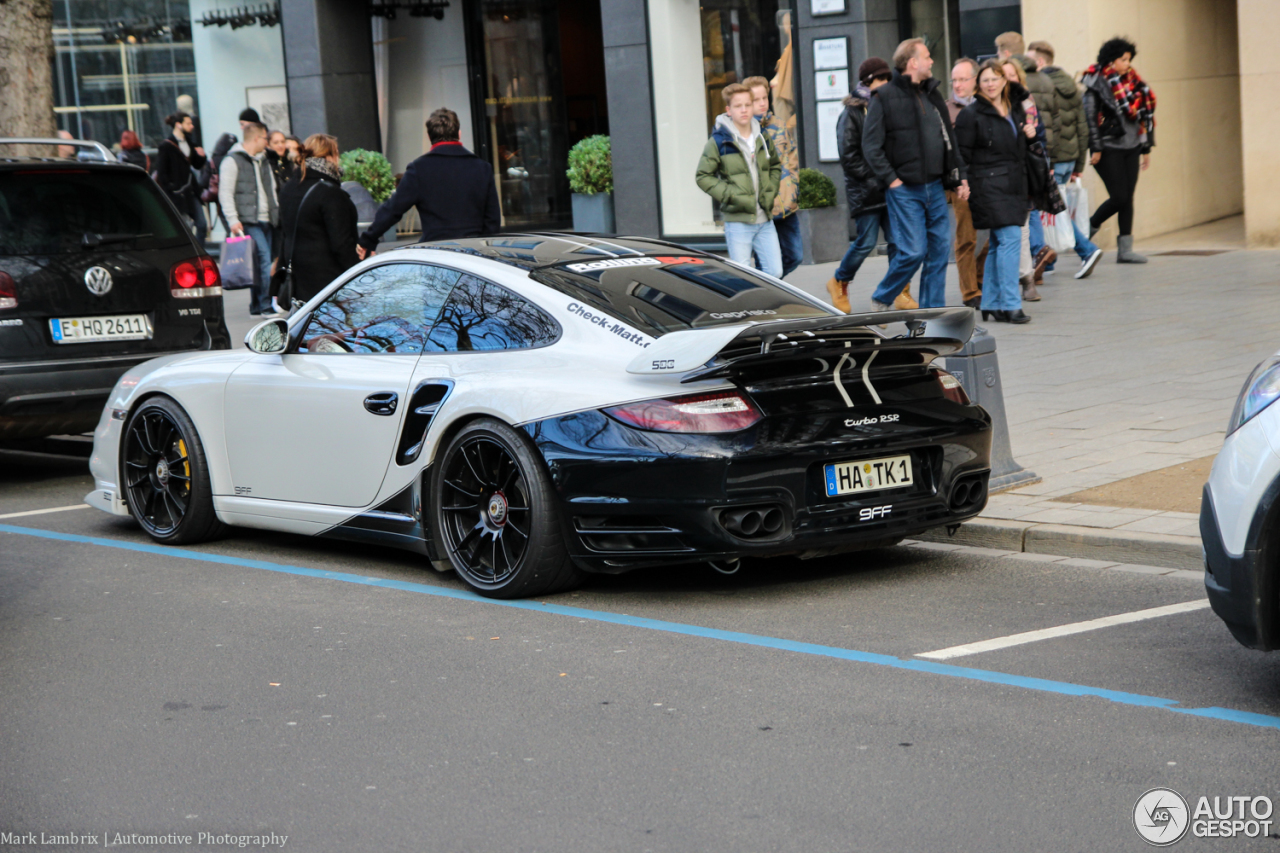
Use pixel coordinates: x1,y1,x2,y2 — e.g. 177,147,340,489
935,370,970,405
0,271,15,309
604,391,763,433
170,257,221,298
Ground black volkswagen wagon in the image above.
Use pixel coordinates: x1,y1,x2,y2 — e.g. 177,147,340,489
0,141,230,441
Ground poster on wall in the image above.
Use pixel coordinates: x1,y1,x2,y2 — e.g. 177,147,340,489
812,37,847,71
246,85,289,134
810,0,845,16
813,69,849,101
816,100,843,162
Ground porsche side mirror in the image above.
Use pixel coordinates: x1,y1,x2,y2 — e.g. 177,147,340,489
245,318,288,354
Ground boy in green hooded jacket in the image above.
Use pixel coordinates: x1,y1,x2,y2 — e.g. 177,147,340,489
695,82,783,277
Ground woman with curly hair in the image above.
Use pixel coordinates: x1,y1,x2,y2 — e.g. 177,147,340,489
1081,37,1155,263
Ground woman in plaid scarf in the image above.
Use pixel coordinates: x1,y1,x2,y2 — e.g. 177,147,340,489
1082,37,1155,263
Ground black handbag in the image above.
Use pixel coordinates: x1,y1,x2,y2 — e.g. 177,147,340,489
1026,142,1066,214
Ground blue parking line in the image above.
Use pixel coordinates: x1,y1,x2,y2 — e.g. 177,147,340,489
4,521,1276,730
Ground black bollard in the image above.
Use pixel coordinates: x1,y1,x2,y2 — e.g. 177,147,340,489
942,325,1039,493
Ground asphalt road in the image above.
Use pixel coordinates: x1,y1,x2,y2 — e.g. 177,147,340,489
2,445,1279,853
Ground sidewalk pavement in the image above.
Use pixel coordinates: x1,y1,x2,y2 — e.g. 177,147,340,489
783,215,1279,569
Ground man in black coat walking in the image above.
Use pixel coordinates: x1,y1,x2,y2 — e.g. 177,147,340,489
862,39,969,311
358,108,500,257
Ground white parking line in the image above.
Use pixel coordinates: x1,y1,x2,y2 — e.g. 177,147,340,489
916,599,1211,660
0,504,90,520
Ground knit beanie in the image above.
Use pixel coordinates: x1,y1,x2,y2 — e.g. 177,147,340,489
858,57,892,86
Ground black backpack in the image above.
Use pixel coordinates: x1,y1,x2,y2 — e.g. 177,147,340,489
199,132,237,190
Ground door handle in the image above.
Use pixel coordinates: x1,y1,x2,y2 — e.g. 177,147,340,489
364,392,399,416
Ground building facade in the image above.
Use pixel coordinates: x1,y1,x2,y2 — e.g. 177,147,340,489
47,0,1273,248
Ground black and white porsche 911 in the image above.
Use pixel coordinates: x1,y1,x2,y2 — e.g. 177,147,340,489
87,234,992,597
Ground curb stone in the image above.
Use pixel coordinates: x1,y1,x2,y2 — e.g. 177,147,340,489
917,519,1204,571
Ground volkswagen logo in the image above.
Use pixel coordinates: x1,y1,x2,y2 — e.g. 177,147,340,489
84,266,113,296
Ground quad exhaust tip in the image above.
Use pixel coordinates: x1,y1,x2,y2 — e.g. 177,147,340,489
949,476,987,511
720,505,787,539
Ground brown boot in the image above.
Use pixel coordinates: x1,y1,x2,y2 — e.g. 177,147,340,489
825,277,851,313
1033,246,1056,282
1020,274,1041,302
893,286,918,310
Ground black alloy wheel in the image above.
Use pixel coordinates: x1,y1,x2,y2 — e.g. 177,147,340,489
122,397,223,545
433,418,582,598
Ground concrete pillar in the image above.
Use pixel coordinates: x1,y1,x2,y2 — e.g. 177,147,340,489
1238,0,1280,247
280,0,381,153
601,0,660,236
793,0,900,196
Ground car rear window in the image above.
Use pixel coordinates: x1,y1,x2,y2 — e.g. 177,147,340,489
0,169,187,254
530,254,829,337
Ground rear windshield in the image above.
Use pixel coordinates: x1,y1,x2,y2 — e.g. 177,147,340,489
0,169,187,254
530,254,829,337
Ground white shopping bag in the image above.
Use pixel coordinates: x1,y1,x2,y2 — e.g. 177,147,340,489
1063,179,1090,238
1041,211,1075,254
1040,184,1075,253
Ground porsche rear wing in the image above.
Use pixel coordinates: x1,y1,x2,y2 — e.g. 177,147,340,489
625,307,975,381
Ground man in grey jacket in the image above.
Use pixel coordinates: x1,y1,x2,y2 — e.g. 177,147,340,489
218,122,279,314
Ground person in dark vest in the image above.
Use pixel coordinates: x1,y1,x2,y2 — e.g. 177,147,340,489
217,121,279,315
357,108,500,258
274,133,359,310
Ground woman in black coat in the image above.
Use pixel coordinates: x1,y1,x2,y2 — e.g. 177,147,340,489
153,112,207,240
274,133,359,311
954,60,1037,324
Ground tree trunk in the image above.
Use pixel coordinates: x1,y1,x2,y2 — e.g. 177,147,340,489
0,0,57,148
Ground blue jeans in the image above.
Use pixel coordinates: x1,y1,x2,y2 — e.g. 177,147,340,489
834,210,895,283
981,225,1022,311
242,223,275,313
1028,207,1045,258
725,220,783,279
1053,162,1100,260
873,180,950,308
773,213,803,277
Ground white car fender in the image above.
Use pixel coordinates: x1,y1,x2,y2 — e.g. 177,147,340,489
86,350,253,515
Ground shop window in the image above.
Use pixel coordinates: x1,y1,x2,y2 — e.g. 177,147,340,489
470,0,607,231
649,0,789,237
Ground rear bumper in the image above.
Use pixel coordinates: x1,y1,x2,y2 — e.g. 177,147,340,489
526,408,992,573
0,342,221,440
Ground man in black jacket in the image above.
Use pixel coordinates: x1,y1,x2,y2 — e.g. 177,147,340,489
827,57,898,313
862,39,968,311
358,108,500,257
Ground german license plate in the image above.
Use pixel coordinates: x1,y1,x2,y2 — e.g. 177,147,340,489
824,454,913,497
50,314,152,344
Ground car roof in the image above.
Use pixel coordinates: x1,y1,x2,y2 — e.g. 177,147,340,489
0,156,136,170
394,233,718,272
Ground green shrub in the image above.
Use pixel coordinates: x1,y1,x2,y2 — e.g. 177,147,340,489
566,135,612,195
797,168,837,209
339,149,396,203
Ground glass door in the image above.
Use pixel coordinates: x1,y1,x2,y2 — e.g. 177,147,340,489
474,0,572,230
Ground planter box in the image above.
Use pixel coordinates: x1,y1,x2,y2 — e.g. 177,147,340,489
797,204,848,264
572,192,615,234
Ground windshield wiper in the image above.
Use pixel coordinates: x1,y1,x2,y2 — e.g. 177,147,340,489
82,232,152,248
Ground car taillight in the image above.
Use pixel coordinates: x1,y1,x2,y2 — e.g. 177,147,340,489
0,271,15,309
935,370,970,405
170,257,221,298
604,391,763,433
